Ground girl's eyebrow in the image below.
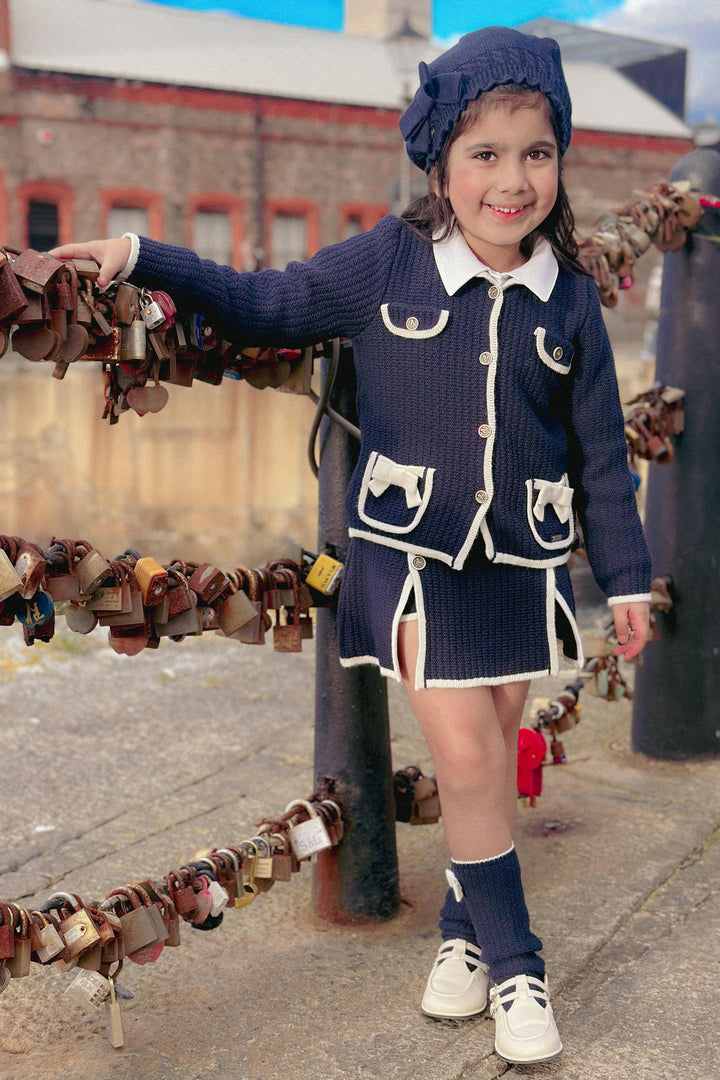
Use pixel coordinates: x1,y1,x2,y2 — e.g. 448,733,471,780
463,139,557,154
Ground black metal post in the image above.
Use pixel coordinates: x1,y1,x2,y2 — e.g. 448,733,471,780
312,355,401,922
632,149,720,758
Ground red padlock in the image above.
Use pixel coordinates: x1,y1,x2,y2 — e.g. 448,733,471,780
517,728,547,804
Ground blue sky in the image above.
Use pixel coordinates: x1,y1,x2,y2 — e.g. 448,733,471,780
141,0,719,122
141,0,627,37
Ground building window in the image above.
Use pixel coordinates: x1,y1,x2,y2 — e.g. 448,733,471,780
107,206,149,237
193,210,232,265
342,216,363,240
264,199,320,271
28,200,59,250
270,214,308,270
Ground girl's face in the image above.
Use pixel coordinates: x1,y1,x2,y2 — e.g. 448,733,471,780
443,96,559,272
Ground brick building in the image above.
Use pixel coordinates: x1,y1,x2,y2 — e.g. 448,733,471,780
0,0,697,565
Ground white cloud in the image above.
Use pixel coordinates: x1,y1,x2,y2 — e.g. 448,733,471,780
593,0,720,121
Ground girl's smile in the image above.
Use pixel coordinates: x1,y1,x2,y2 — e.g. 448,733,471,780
443,97,559,272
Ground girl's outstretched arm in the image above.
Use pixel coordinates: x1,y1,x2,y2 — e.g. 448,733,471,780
612,600,650,661
50,238,131,289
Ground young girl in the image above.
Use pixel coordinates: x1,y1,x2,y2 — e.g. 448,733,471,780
52,26,651,1064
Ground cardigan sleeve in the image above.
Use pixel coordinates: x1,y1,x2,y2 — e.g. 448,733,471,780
565,280,652,600
127,215,402,349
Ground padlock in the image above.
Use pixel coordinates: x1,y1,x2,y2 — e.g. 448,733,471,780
317,800,345,845
189,874,214,926
17,589,54,631
6,906,32,978
134,556,168,606
305,553,344,595
220,568,266,644
119,293,147,362
101,888,159,958
269,832,296,881
65,968,111,1010
51,893,102,962
14,543,46,600
213,848,244,903
410,775,441,825
139,289,167,331
157,893,181,947
0,904,15,961
29,910,65,964
234,843,259,909
284,799,333,861
165,869,198,918
0,548,23,603
246,837,275,893
76,546,113,595
517,728,546,804
155,588,202,638
124,885,167,965
188,563,229,605
218,582,259,636
64,603,99,635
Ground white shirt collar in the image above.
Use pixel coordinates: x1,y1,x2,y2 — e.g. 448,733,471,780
433,229,558,302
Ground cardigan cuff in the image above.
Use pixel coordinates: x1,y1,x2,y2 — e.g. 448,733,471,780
117,232,140,281
606,593,652,607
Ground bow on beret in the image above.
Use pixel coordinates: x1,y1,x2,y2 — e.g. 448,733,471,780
399,26,573,173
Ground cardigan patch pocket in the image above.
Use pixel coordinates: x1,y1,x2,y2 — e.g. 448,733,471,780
381,303,449,339
358,451,435,534
534,327,573,374
526,474,575,550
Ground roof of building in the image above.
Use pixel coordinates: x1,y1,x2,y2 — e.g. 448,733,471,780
8,0,693,139
519,17,685,66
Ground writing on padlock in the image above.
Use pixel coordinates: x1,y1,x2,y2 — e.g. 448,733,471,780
284,799,333,861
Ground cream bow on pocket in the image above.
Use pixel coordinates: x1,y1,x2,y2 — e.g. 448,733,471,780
368,456,425,509
532,479,573,523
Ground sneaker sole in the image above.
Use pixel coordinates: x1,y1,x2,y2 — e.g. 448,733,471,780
421,1004,488,1020
495,1043,563,1064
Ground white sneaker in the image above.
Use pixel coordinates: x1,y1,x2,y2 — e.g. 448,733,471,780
490,974,563,1063
421,939,489,1019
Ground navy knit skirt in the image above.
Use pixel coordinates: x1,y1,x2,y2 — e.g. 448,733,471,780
337,537,583,690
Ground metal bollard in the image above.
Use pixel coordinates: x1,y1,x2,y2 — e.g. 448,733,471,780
312,354,401,922
632,149,720,758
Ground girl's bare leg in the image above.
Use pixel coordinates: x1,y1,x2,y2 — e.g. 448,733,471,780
397,619,529,860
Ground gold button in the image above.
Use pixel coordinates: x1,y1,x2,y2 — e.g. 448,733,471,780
478,424,492,438
474,490,489,504
411,555,426,570
488,285,500,299
479,351,492,365
553,346,564,361
405,316,419,331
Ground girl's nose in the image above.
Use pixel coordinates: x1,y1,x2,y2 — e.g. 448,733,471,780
496,159,530,193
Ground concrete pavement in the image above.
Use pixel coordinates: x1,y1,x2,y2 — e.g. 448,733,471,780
1,590,719,1080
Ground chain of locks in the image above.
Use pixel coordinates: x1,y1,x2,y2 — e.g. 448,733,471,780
0,791,348,1046
0,537,346,652
0,245,319,420
576,180,706,307
624,384,685,470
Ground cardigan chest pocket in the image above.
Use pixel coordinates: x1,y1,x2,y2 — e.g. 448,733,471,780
526,474,575,550
381,303,449,339
358,452,435,534
534,327,573,374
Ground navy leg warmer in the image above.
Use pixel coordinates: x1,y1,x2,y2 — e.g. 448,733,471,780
451,846,544,984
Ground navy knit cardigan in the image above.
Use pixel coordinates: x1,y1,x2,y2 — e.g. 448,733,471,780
130,215,651,604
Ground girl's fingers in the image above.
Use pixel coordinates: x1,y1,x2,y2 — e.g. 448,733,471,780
49,238,131,289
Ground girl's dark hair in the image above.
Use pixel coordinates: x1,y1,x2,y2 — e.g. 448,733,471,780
401,85,585,275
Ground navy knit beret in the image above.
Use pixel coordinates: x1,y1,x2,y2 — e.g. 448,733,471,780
399,26,572,173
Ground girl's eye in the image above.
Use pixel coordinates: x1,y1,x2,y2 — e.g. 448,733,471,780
473,151,495,162
527,149,552,161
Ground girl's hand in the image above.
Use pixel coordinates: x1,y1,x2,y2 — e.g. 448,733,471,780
49,238,131,290
612,600,650,661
